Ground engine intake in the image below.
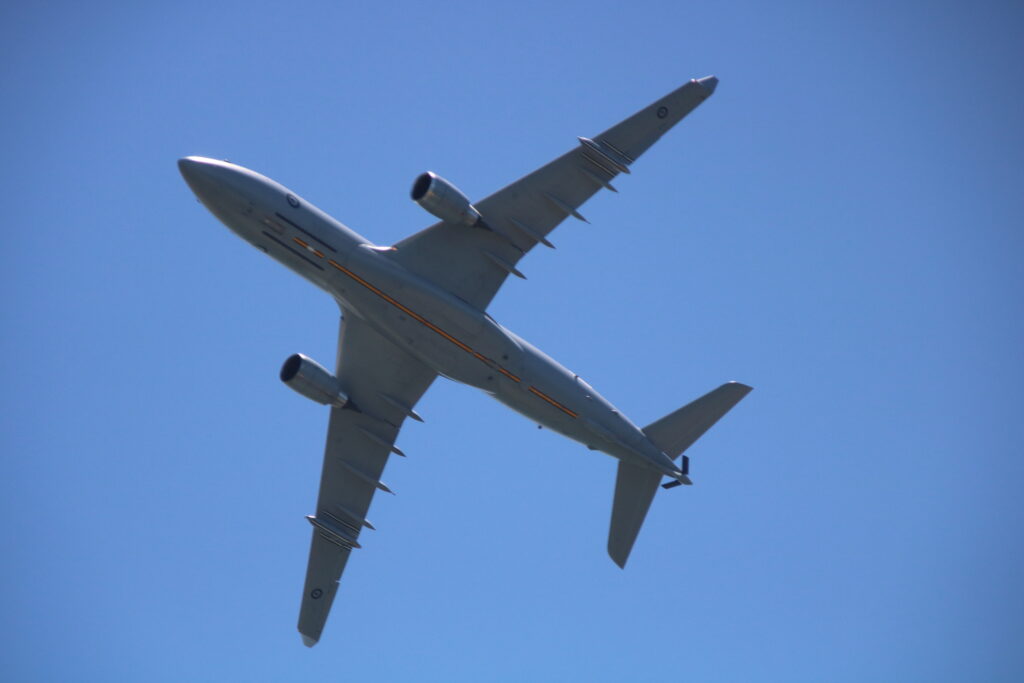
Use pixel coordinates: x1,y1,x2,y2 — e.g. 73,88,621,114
411,172,483,227
280,353,349,407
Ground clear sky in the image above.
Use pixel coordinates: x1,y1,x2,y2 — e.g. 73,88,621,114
2,1,1022,681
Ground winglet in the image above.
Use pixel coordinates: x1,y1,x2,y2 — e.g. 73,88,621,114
301,634,318,648
694,75,718,95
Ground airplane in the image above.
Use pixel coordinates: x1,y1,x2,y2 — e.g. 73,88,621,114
178,74,751,647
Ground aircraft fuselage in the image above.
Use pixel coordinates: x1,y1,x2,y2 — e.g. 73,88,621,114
179,156,685,481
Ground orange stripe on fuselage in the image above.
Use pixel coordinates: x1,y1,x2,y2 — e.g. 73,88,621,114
293,237,325,259
528,386,579,418
323,259,582,419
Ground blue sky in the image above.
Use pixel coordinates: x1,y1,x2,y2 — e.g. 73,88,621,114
2,1,1022,680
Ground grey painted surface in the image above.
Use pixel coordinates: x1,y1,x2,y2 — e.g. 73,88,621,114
177,76,750,646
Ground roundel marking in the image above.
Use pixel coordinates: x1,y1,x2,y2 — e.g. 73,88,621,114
287,193,300,208
656,106,669,119
311,588,323,599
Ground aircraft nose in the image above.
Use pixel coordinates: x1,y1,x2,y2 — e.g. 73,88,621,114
178,156,211,183
178,156,225,202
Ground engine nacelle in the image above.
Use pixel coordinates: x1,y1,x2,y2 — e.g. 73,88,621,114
280,353,349,407
411,171,483,227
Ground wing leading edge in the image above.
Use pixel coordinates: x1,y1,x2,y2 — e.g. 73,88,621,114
389,76,719,311
298,310,437,646
298,76,719,645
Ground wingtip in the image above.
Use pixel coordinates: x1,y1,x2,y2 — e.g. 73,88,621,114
695,75,719,94
301,634,318,648
607,546,629,569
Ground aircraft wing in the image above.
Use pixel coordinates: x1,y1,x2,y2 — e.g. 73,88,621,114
389,76,719,311
297,309,437,646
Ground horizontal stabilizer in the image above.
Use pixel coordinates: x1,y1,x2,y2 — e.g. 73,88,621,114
608,460,663,568
608,381,751,568
643,382,752,459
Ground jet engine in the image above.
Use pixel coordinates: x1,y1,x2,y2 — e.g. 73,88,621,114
411,171,484,227
280,353,349,407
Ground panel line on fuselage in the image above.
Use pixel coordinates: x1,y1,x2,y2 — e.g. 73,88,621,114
274,212,337,253
263,213,582,421
261,231,324,270
292,237,325,259
326,258,475,354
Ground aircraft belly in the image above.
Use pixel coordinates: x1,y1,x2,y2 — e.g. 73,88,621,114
196,197,333,296
177,73,741,644
493,387,576,432
323,258,507,391
264,241,334,291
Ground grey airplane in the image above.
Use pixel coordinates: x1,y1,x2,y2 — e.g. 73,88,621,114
179,75,751,647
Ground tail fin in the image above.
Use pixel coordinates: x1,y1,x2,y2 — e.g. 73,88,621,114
607,382,752,568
